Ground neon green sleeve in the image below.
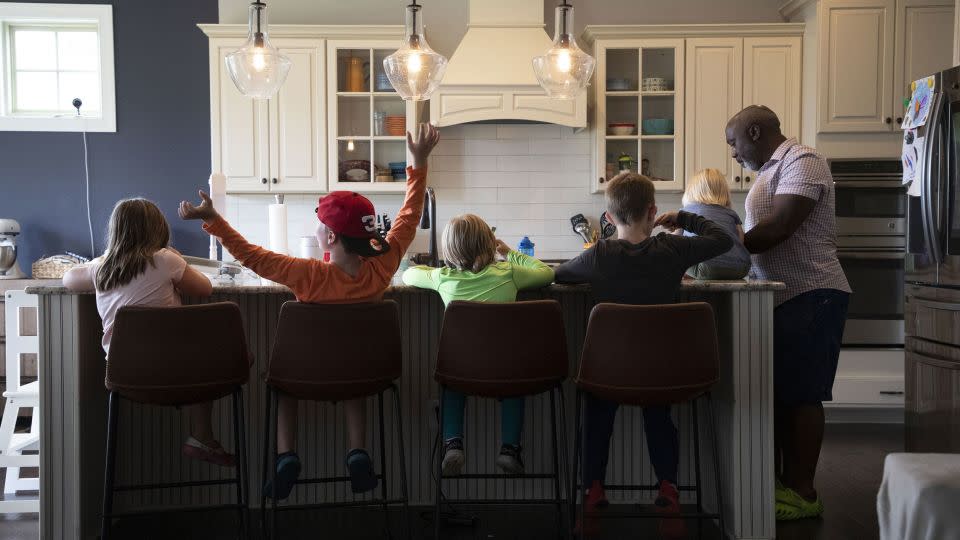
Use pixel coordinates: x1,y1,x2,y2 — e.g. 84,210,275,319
402,265,439,290
507,250,555,290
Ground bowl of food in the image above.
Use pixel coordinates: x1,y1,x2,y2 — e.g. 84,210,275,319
339,159,371,182
608,122,637,136
606,78,634,91
642,118,674,135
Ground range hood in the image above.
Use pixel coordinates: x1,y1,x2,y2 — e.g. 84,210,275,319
429,0,587,127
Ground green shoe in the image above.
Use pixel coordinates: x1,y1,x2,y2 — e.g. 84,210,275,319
775,487,824,521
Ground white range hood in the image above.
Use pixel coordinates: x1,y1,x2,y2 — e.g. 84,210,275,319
429,0,587,127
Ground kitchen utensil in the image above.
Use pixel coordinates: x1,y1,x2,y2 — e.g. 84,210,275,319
0,219,25,280
345,56,370,92
570,214,592,243
339,160,372,182
606,78,634,91
599,212,616,239
642,118,674,135
608,123,636,136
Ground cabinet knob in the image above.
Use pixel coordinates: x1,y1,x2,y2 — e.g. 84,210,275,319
272,178,278,184
599,177,605,184
896,117,903,124
744,176,752,183
885,117,893,124
734,176,741,183
261,178,268,184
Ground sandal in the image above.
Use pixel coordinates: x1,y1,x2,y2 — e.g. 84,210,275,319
775,486,824,521
181,437,236,467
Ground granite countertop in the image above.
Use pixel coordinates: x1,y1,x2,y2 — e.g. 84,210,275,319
27,278,786,295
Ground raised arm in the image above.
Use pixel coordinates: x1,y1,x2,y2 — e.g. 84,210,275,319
655,210,734,267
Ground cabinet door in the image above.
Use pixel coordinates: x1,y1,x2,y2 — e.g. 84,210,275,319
685,38,743,192
269,40,326,192
210,41,270,193
818,0,896,132
743,37,802,190
894,0,955,127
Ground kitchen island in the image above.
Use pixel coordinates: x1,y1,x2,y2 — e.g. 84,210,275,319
30,280,782,540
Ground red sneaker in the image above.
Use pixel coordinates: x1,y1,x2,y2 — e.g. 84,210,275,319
574,481,608,537
181,437,236,468
655,480,687,539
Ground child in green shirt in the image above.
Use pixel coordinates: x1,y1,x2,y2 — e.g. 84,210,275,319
403,214,554,475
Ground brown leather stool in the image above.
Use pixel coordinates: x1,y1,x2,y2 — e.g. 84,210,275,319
262,301,410,539
573,302,725,539
101,302,251,540
434,300,570,540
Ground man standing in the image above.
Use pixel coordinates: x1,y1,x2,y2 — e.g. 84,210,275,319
726,105,851,521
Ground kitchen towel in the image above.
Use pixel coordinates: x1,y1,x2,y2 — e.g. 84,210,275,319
268,198,288,255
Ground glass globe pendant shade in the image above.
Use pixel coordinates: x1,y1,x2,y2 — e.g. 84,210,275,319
533,2,596,100
226,1,292,99
383,1,448,101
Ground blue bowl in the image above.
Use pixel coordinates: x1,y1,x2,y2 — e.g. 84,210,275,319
642,118,674,135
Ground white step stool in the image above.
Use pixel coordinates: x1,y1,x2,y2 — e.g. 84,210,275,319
0,290,39,514
878,453,960,540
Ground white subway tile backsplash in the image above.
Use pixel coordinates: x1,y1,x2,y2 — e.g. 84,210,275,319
431,154,499,172
561,155,592,172
431,139,466,156
463,139,529,156
496,124,562,140
498,155,565,173
433,187,499,204
438,124,498,140
528,171,590,188
528,138,592,156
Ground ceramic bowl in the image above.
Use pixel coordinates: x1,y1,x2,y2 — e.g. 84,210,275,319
642,118,674,135
608,123,636,136
606,78,634,91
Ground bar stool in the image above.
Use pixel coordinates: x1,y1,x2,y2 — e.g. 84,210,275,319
101,302,251,540
572,302,725,539
261,301,410,539
434,300,570,540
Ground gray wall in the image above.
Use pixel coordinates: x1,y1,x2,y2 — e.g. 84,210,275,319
219,0,787,57
0,0,219,273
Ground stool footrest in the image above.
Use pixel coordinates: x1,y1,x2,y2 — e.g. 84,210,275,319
441,498,566,506
269,498,408,512
441,473,557,480
296,474,383,486
104,503,245,519
587,510,721,520
576,483,700,492
113,478,239,492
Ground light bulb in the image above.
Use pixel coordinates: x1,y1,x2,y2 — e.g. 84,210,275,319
252,48,266,72
556,48,572,73
407,52,423,74
347,139,355,152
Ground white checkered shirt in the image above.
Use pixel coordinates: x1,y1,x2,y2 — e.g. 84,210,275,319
744,139,851,306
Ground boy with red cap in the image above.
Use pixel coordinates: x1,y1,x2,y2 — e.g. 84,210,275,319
180,123,439,500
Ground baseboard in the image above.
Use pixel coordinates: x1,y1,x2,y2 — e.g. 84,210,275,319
824,405,904,424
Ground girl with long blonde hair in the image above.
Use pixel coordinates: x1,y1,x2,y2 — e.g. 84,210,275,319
680,169,752,280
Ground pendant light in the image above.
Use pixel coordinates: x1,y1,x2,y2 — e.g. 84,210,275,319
383,1,448,101
533,0,596,99
225,1,292,99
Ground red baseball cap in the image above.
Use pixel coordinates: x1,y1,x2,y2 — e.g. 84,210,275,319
315,191,390,256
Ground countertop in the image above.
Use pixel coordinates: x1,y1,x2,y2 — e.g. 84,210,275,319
27,278,786,295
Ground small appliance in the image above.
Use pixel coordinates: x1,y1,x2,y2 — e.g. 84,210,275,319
0,219,26,280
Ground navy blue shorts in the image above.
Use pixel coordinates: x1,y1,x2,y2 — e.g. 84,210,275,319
773,289,850,406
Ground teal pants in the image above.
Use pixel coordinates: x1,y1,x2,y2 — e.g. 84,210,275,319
442,390,525,446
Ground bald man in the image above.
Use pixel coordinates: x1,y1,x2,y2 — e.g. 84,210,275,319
726,105,851,521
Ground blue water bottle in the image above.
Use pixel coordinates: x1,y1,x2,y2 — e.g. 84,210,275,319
518,236,535,257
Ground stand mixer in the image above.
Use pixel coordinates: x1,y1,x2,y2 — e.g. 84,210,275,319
0,219,26,279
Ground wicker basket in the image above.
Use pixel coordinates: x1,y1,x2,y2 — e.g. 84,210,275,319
32,257,83,279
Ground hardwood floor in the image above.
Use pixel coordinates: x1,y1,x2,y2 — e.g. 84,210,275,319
0,423,902,539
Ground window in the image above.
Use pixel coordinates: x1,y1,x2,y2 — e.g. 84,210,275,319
0,3,115,132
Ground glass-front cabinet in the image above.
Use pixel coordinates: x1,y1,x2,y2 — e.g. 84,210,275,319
591,39,685,192
327,40,421,193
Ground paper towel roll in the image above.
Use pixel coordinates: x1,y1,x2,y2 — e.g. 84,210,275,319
208,172,227,260
268,203,288,255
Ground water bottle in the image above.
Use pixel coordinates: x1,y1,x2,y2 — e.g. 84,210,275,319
518,236,535,257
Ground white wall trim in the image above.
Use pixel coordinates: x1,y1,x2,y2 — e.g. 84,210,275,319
581,23,806,43
0,3,116,133
780,0,817,20
198,23,404,39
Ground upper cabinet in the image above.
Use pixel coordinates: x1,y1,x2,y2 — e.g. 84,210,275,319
816,0,953,133
686,36,802,192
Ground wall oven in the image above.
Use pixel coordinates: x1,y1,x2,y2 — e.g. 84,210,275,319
831,159,905,347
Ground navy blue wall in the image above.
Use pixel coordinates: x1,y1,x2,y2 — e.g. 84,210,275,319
0,0,219,274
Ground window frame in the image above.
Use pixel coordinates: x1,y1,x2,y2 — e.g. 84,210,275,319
0,3,115,132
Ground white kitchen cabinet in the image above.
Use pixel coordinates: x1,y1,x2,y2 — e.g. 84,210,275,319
589,38,686,192
816,0,954,133
686,36,801,192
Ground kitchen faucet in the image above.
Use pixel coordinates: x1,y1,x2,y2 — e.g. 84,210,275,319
419,187,438,267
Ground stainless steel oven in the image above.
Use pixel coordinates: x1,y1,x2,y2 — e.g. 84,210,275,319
831,159,905,347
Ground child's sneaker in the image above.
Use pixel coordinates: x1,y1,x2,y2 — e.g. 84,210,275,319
495,444,525,475
345,448,379,494
263,451,301,500
181,437,235,467
441,438,465,476
574,481,608,537
654,480,687,540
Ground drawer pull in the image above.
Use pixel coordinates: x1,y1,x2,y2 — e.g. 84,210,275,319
914,298,960,311
879,390,904,396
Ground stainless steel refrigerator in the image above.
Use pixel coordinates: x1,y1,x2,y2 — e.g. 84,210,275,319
905,65,960,452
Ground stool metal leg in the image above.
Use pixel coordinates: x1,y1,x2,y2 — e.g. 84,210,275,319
705,392,725,540
261,386,273,539
577,389,587,540
101,391,120,540
391,384,412,540
691,397,704,540
377,392,390,537
556,386,572,540
231,389,248,540
270,390,279,540
548,387,565,540
434,385,446,540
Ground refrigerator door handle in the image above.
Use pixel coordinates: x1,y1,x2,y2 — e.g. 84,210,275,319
922,91,946,264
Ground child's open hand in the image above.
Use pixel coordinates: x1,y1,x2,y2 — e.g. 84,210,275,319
495,239,511,258
179,190,219,222
408,123,440,168
654,211,682,232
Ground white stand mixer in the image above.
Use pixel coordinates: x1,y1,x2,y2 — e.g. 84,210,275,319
0,219,26,280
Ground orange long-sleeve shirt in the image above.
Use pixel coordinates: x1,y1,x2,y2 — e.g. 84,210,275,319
202,166,426,304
